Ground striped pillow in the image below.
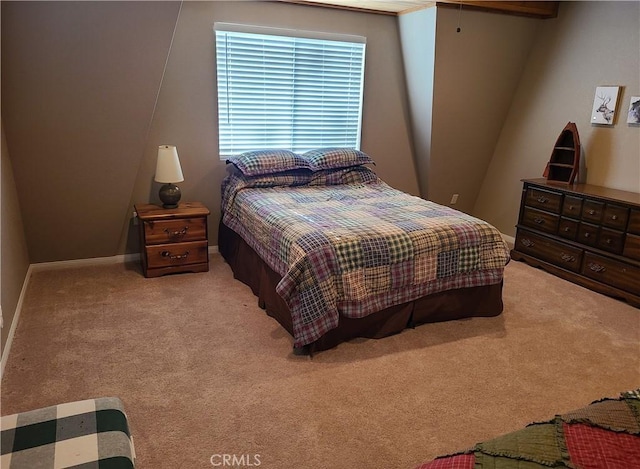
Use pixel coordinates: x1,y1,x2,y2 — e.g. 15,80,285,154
226,149,310,176
303,148,375,171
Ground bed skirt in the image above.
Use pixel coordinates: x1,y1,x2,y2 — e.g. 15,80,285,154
219,221,504,353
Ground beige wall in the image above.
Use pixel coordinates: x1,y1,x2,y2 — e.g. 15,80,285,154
1,121,30,355
428,7,540,213
1,1,181,262
475,1,640,236
120,1,420,253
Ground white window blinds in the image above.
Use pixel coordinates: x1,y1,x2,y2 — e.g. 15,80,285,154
214,23,366,157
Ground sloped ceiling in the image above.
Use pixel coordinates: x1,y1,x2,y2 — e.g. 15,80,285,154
1,1,181,262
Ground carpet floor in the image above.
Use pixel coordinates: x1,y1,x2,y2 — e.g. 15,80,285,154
1,255,638,468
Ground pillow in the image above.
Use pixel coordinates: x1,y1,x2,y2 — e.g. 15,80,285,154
226,149,310,176
309,166,379,186
302,147,375,171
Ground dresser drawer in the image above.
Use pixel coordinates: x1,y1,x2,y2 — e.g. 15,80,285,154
623,233,640,261
525,187,562,213
515,230,583,273
143,217,207,245
581,200,604,223
582,252,640,295
558,218,578,240
522,207,559,234
596,228,624,254
561,195,583,219
577,223,598,247
602,204,629,230
628,210,640,235
146,240,209,269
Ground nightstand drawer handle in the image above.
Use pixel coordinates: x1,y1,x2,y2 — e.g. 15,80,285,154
588,262,606,273
161,250,190,260
537,196,548,203
534,217,545,224
165,226,189,238
588,209,596,215
560,253,575,263
611,215,618,220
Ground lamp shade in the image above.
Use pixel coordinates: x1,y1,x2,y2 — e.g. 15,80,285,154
155,145,184,183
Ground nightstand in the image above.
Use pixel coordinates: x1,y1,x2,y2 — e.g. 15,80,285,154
134,201,210,278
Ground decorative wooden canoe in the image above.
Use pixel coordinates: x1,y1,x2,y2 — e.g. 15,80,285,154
543,122,581,184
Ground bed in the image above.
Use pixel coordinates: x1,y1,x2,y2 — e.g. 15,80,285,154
219,148,511,354
414,388,640,468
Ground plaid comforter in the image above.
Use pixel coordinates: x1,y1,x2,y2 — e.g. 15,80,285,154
1,397,135,468
222,169,510,347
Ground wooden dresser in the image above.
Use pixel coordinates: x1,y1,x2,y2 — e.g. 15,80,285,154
511,179,640,307
135,202,210,278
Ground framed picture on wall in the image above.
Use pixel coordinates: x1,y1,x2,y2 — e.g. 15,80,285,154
626,96,640,124
591,86,620,125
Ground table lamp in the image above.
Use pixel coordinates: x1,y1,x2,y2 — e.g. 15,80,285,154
155,145,184,209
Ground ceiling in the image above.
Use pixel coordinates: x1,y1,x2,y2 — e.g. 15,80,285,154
274,1,559,18
274,0,436,15
275,0,436,15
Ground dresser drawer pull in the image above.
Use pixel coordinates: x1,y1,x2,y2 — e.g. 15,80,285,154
588,262,606,273
164,226,189,239
161,250,190,260
521,238,534,247
537,196,548,204
588,209,596,215
563,227,571,232
560,253,576,263
605,238,613,245
567,205,576,211
534,217,545,225
611,215,618,220
584,232,591,238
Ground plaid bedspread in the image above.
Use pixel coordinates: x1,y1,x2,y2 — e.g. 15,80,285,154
1,397,135,468
222,172,510,347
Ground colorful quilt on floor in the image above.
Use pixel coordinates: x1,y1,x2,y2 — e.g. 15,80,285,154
415,389,640,469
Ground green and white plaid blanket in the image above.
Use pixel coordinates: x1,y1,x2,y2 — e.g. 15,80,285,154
1,397,135,468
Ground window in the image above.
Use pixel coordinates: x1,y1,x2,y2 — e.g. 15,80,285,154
214,23,366,157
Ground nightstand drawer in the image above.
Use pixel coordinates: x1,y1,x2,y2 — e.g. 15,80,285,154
143,217,207,244
146,240,209,269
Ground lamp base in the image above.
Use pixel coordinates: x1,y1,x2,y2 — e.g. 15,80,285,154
159,183,181,209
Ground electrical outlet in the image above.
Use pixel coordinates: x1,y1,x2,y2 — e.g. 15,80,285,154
450,194,459,204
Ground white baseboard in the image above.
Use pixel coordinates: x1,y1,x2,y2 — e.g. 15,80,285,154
1,264,33,380
501,233,515,249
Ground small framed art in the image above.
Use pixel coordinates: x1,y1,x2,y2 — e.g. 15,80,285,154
591,86,620,125
627,96,640,124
